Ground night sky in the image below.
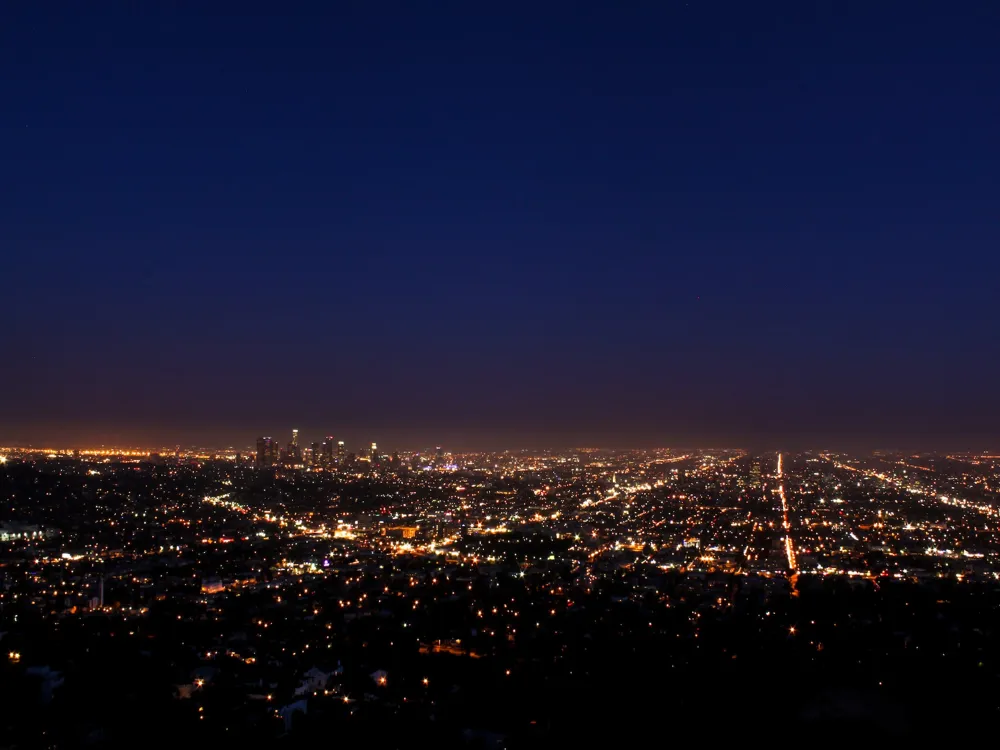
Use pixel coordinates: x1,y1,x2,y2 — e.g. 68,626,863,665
3,2,999,451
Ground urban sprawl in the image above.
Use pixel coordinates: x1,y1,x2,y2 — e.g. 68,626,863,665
3,436,1000,745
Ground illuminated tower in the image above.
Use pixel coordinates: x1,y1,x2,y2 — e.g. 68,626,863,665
291,429,299,447
337,441,346,462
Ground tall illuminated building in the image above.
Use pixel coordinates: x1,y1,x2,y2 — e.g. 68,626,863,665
256,437,275,467
337,441,346,463
279,429,300,465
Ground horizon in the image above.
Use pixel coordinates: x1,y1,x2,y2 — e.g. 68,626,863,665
2,427,997,454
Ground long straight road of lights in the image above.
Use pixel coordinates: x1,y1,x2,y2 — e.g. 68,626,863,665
777,454,796,571
822,454,1000,521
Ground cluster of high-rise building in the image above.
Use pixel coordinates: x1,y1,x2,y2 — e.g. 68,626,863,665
256,429,348,468
254,430,435,471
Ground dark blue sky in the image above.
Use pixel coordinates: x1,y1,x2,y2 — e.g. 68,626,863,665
3,1,999,450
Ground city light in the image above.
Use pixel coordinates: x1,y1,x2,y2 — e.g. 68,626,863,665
4,441,1000,739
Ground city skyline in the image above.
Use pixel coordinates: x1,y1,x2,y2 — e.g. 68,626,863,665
3,426,1000,455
